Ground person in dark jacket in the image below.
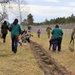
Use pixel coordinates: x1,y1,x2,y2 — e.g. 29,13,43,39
51,24,63,52
1,21,9,43
10,18,21,53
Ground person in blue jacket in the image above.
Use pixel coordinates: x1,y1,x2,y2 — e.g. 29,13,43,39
37,29,41,38
27,25,31,33
10,18,21,53
51,24,63,52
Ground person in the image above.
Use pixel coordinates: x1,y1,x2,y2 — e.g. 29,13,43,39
51,24,63,52
49,34,53,50
21,30,31,43
70,26,75,44
27,25,31,33
18,34,22,46
37,29,41,38
9,18,21,53
46,25,52,38
26,34,31,43
1,21,9,43
21,30,27,43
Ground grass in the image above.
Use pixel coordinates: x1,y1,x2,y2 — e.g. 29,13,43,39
0,33,44,75
31,29,75,75
0,29,75,75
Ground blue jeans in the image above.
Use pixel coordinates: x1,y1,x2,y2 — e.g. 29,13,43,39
49,39,53,47
11,35,18,53
53,37,62,52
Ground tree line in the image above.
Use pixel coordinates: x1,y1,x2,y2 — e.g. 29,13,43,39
22,14,75,25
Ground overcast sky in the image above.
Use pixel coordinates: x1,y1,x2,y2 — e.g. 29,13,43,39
1,0,75,23
25,0,75,22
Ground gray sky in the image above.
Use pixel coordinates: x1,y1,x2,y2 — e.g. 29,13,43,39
26,0,75,22
1,0,75,23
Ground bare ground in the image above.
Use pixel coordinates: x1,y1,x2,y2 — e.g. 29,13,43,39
30,41,72,75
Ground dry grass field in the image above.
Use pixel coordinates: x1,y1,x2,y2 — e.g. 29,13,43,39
0,27,75,75
31,29,75,75
0,33,44,75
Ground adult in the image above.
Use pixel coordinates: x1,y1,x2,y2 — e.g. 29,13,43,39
1,21,9,43
10,18,21,53
70,26,75,44
51,24,63,52
46,25,52,38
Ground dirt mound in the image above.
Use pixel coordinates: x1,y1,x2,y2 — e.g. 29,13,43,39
30,41,71,75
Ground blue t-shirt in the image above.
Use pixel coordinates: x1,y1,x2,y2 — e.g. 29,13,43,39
37,31,41,34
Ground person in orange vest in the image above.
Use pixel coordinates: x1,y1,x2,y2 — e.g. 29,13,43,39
18,34,22,46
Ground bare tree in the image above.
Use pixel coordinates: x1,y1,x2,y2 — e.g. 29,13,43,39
0,12,8,21
0,0,13,22
8,0,29,24
0,0,29,26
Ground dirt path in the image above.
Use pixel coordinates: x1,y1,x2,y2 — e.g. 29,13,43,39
30,41,71,75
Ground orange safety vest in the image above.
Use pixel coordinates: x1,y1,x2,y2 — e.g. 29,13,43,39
18,35,22,40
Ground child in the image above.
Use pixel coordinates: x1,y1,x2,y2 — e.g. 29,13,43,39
17,30,25,46
49,34,53,50
21,30,27,43
37,29,41,38
21,30,31,43
18,34,22,46
26,34,31,43
49,38,53,50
